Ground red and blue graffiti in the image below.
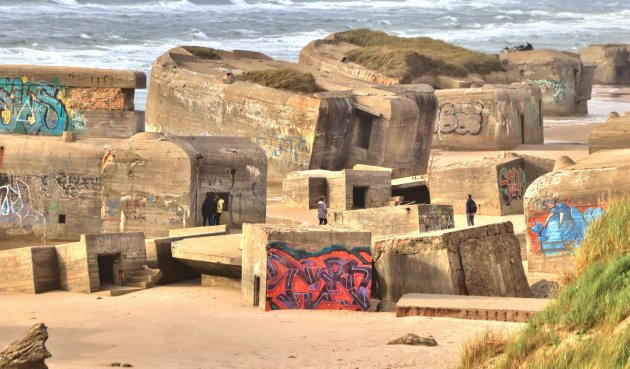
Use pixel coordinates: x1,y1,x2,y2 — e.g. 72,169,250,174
266,242,372,311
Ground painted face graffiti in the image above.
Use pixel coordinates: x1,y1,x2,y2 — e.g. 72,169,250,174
498,167,526,206
266,242,372,311
529,202,604,256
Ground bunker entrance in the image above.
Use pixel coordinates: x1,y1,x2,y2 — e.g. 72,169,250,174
352,186,369,209
98,254,121,285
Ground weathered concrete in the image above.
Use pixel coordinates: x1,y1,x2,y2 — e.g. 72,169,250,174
396,294,549,322
171,234,242,279
580,44,630,85
101,132,267,237
524,148,630,273
429,154,527,215
391,175,430,205
283,169,391,210
588,112,630,153
433,85,543,151
372,222,530,303
145,236,200,285
0,65,145,138
329,204,454,238
242,224,371,311
487,50,594,116
168,225,227,237
0,323,51,369
201,274,241,289
55,232,148,293
146,46,437,182
0,246,59,294
0,136,107,241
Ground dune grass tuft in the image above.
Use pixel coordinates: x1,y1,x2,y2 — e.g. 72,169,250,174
238,68,324,93
455,197,630,369
334,29,504,80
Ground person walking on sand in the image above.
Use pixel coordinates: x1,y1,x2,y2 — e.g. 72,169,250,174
317,195,328,225
466,194,477,226
201,192,216,226
215,194,225,225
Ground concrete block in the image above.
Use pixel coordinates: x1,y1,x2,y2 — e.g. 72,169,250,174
0,246,59,293
201,274,240,289
373,222,529,303
168,225,227,237
242,224,372,311
172,234,242,279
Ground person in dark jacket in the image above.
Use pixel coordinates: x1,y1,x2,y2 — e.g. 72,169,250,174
201,192,217,226
466,194,477,226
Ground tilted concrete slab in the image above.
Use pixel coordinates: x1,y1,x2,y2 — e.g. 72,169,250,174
396,293,550,322
168,225,227,238
588,112,630,153
172,234,242,279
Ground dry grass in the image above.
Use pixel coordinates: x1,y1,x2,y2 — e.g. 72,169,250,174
455,197,630,369
181,46,220,59
334,29,504,81
457,329,510,369
238,68,323,93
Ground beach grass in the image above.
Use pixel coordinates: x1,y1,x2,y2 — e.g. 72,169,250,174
334,29,504,81
238,68,324,93
456,197,630,369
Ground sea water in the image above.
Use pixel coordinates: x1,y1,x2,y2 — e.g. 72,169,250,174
1,0,629,110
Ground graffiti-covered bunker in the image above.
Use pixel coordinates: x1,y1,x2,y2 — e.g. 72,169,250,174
429,153,555,216
145,46,437,184
0,65,267,242
524,148,630,274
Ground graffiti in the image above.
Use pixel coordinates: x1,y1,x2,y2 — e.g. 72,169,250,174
524,78,566,103
435,102,485,135
0,176,45,231
0,77,86,136
529,202,605,255
255,132,309,169
498,167,526,206
420,208,455,232
266,242,372,311
39,171,101,199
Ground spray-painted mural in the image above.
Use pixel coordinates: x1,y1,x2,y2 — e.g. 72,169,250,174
255,131,309,169
266,242,372,311
0,176,46,234
529,202,605,256
420,207,455,232
524,78,567,103
498,167,526,206
0,77,84,135
435,102,485,135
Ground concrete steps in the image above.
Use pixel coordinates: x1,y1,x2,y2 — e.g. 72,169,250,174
396,293,550,323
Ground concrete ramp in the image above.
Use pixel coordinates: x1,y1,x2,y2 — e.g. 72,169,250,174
396,293,550,323
171,234,242,279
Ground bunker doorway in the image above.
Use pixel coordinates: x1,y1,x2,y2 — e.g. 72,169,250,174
353,186,369,209
98,253,121,285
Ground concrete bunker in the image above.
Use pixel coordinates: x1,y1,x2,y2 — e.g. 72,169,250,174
428,153,555,216
241,224,372,311
588,112,630,153
282,168,391,210
524,148,630,274
145,46,437,183
101,132,267,237
580,44,630,85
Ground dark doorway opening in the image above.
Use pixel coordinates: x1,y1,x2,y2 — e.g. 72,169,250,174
253,276,260,307
352,110,374,149
353,186,369,209
520,113,525,144
98,254,120,285
392,185,431,205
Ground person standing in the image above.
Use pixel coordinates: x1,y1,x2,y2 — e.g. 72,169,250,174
215,194,225,225
317,195,328,225
466,194,477,226
201,192,215,226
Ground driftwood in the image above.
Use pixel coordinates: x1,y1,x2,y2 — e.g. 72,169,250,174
0,323,51,369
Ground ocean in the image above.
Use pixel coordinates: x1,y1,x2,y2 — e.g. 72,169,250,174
1,0,630,110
